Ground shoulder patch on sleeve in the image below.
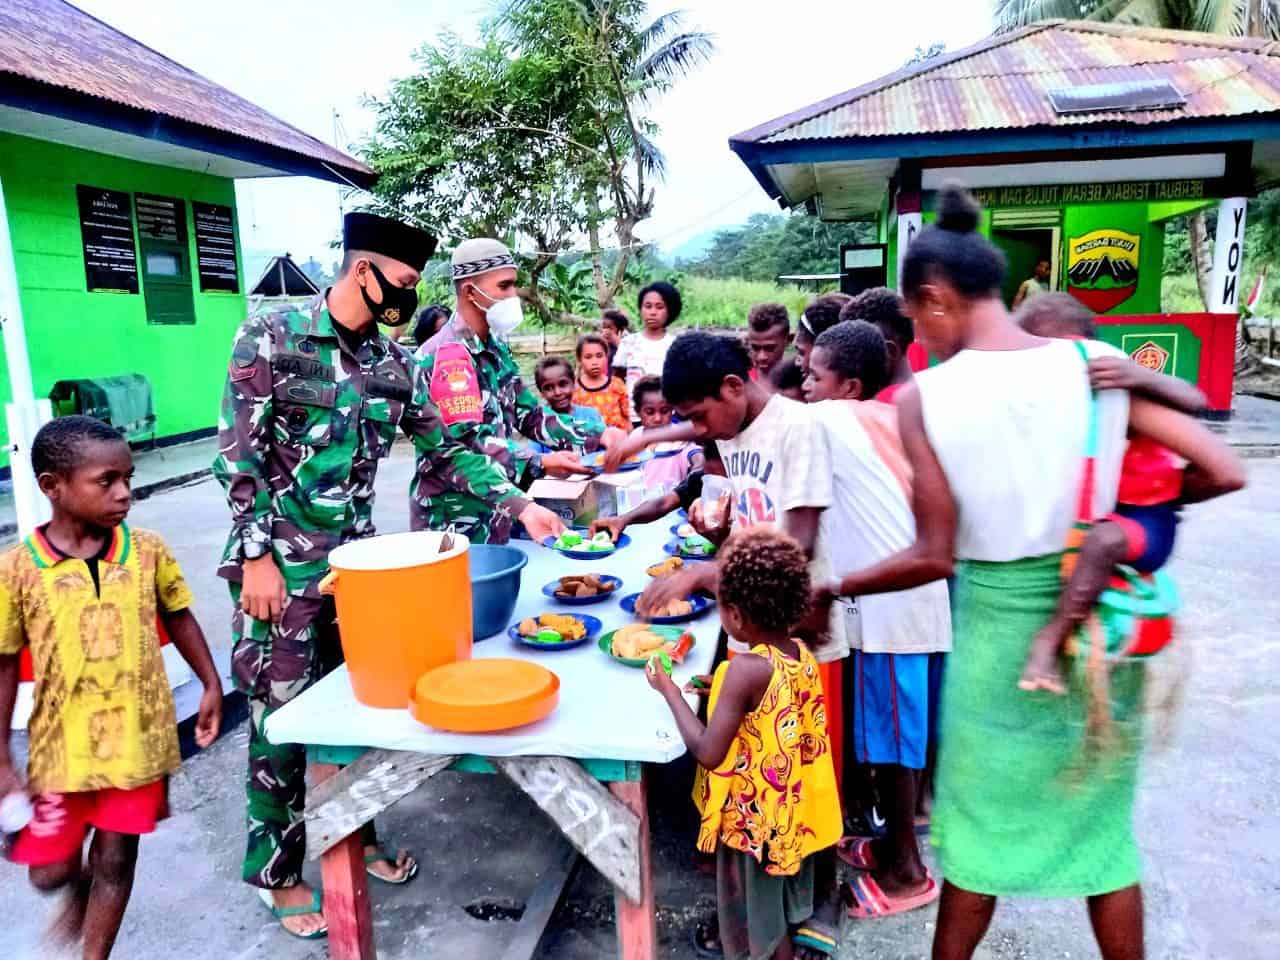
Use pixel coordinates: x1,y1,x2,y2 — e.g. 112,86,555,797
232,339,258,368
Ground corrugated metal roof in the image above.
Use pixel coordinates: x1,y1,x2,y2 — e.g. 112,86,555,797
736,20,1280,145
0,0,373,181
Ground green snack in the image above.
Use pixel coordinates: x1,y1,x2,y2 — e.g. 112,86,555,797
535,628,563,644
683,536,713,556
558,530,584,548
654,650,674,676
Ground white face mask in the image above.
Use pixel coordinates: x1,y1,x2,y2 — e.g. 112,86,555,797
470,285,523,339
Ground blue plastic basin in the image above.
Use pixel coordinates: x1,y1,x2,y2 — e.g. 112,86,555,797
469,544,529,641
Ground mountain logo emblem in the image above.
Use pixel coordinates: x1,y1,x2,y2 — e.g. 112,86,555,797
1066,229,1140,312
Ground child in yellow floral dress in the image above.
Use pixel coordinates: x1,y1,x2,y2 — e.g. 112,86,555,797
647,528,842,960
0,416,222,959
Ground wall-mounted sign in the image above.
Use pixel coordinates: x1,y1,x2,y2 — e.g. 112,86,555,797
76,185,138,293
1066,228,1141,312
193,201,239,292
969,178,1207,210
135,193,186,243
1122,332,1178,376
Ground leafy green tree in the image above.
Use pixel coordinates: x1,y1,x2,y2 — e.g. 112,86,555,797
362,3,713,320
680,213,876,282
502,1,714,307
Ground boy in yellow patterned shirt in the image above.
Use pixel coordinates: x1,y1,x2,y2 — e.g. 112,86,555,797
0,416,221,959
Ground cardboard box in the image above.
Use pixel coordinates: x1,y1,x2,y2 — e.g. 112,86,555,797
591,472,649,518
529,476,600,527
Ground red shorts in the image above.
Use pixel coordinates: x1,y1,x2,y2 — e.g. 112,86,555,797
8,780,167,867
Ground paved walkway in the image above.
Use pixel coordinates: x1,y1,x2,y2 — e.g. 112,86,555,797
2,454,1276,959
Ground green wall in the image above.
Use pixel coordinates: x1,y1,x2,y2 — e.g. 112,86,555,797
0,131,245,463
1061,202,1164,315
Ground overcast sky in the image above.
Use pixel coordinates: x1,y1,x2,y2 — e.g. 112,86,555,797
74,0,993,266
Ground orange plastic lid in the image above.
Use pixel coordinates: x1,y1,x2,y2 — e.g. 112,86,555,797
411,659,560,733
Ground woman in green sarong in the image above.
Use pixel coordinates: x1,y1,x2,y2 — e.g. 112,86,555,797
815,186,1230,960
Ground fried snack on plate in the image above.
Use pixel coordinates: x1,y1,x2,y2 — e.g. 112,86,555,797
538,613,586,641
611,623,667,659
654,598,693,618
646,556,684,578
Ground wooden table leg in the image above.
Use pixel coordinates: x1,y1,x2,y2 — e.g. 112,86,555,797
608,769,655,960
311,761,376,960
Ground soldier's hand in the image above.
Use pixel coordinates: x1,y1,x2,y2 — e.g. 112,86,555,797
603,435,645,474
241,556,287,624
541,451,593,478
520,503,565,543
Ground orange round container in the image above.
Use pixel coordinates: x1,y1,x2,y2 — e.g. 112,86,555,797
410,660,560,733
323,531,472,708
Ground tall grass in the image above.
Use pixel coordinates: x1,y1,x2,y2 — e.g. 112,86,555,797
515,274,824,338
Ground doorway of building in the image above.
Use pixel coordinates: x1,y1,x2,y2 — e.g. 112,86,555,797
992,227,1059,308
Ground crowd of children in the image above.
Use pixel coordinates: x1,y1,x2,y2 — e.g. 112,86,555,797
0,188,1248,960
589,187,1243,960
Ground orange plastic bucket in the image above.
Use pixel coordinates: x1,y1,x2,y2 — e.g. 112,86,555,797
322,531,472,708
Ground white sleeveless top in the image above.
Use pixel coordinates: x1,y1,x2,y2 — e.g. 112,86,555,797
915,339,1129,562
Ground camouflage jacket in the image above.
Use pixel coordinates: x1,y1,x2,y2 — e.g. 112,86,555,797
409,316,602,536
213,298,530,595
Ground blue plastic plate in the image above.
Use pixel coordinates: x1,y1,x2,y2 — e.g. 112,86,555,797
542,530,631,559
663,538,717,560
508,613,602,651
541,575,623,605
619,592,714,624
579,450,654,473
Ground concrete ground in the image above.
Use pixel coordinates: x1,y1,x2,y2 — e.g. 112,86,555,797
1,450,1278,959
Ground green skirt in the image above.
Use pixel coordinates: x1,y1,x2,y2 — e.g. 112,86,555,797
932,553,1146,897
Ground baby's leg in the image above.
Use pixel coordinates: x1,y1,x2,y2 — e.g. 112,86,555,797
81,829,140,960
1021,521,1130,694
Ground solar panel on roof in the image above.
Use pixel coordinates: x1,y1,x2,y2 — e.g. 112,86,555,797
1048,79,1186,115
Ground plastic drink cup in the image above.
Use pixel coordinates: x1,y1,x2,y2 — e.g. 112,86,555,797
1,791,33,834
699,476,732,530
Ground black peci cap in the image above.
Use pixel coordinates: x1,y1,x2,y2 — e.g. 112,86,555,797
342,212,437,272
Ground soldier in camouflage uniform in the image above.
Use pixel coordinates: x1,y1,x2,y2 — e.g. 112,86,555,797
411,237,607,540
213,214,563,935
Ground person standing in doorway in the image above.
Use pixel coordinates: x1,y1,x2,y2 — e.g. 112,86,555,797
1011,258,1051,309
214,214,563,940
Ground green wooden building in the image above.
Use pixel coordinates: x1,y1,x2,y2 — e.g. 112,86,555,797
730,20,1280,417
0,0,374,526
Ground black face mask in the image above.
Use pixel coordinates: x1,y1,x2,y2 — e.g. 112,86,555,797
359,261,418,327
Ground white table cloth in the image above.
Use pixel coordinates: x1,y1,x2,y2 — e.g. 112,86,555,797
266,513,716,763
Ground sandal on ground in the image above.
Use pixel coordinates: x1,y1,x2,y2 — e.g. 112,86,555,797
691,916,722,958
257,887,328,940
365,847,419,885
792,917,839,957
835,835,879,871
844,872,939,919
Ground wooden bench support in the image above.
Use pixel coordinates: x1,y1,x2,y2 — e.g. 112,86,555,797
494,756,642,904
311,761,376,960
609,773,656,960
306,749,459,860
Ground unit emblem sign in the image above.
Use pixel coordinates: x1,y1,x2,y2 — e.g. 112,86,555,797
1066,229,1140,312
1130,340,1170,372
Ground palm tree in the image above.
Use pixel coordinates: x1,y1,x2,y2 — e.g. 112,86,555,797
994,0,1278,315
505,1,715,307
994,0,1278,37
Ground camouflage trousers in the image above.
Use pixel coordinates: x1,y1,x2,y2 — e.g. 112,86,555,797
229,584,373,888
